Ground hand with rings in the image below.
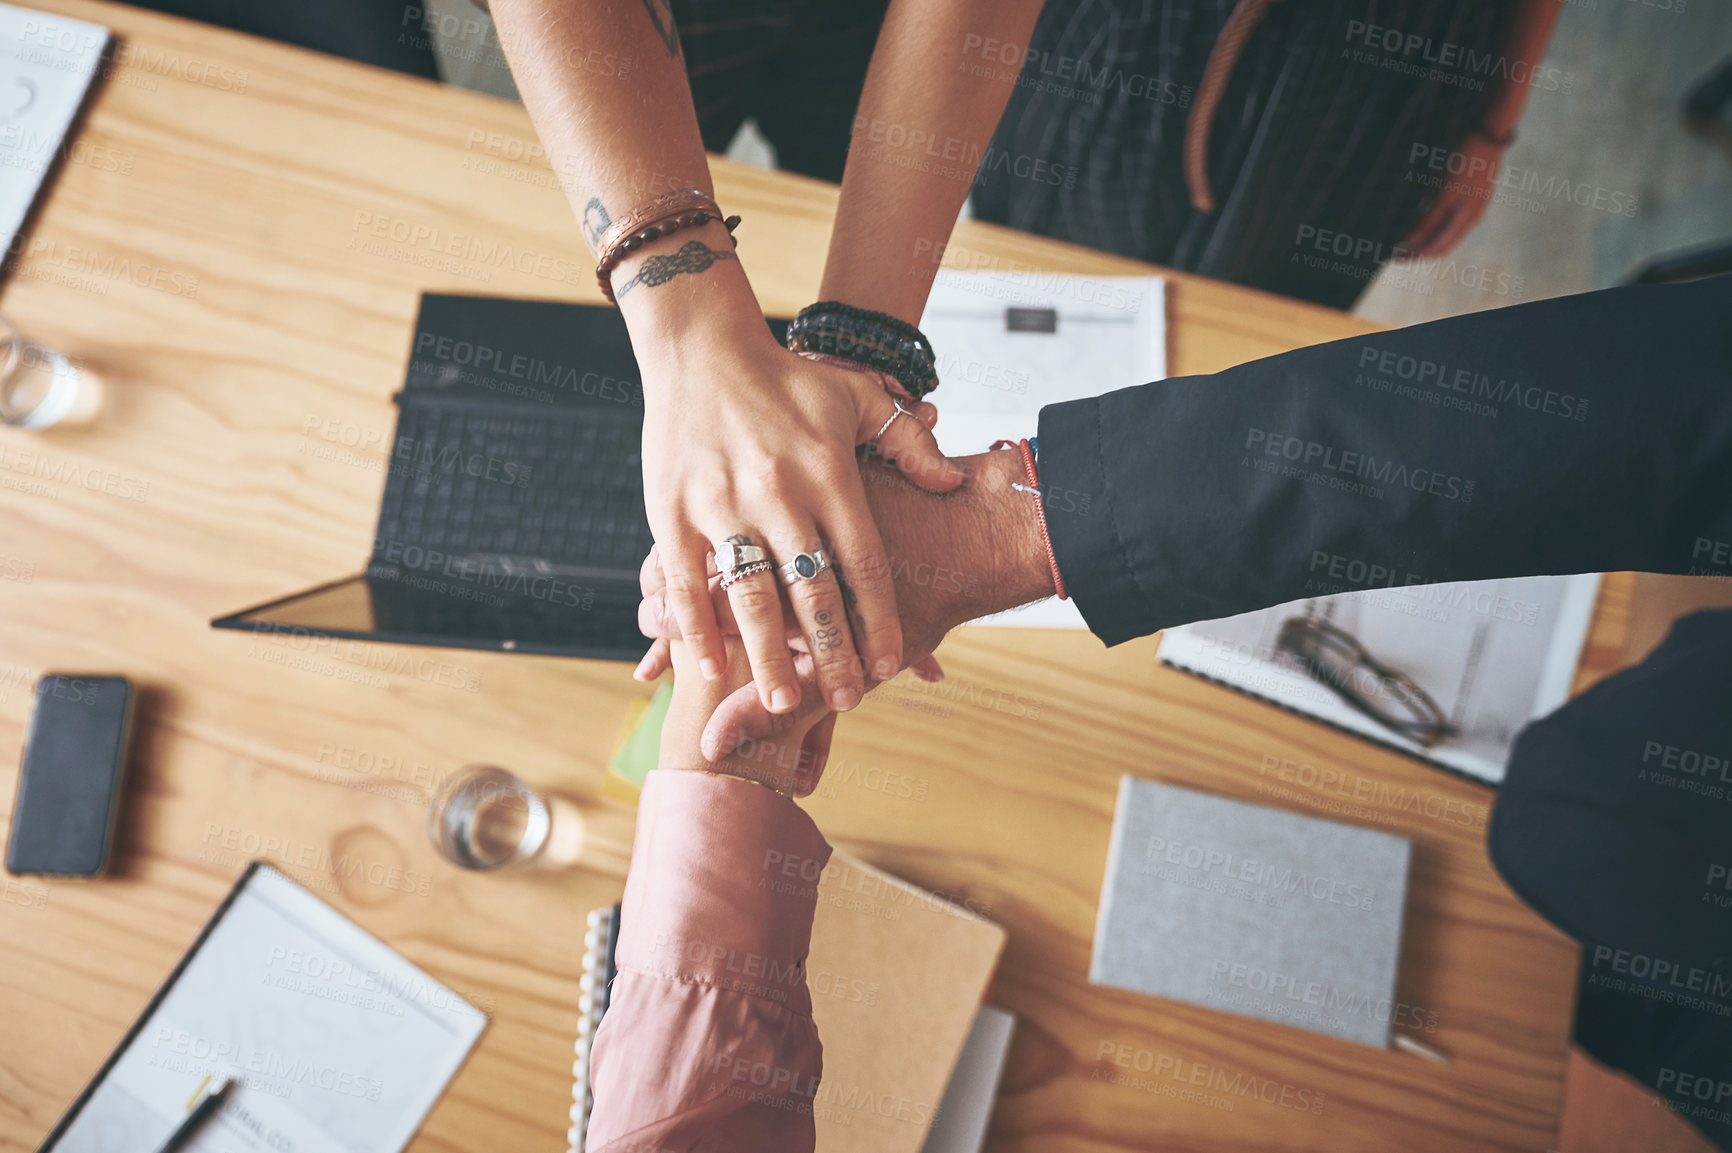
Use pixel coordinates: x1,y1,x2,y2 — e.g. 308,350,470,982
638,333,962,721
637,448,1060,768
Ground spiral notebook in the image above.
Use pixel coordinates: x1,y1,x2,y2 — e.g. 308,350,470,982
570,854,1008,1153
1157,574,1600,784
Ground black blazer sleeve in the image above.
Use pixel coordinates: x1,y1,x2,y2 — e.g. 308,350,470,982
1036,274,1732,645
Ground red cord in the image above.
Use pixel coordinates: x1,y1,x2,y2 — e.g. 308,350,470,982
992,438,1068,601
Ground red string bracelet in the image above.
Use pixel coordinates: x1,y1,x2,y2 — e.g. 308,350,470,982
991,438,1068,601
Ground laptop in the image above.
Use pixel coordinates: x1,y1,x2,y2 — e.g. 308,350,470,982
214,294,709,661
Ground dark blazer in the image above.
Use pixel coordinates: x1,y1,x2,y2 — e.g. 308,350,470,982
1038,274,1732,644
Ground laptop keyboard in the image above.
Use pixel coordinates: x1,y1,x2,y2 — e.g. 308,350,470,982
374,399,653,579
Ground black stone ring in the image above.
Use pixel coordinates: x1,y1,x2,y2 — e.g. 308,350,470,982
779,549,833,585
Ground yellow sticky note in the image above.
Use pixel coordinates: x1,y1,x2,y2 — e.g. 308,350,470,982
602,682,670,805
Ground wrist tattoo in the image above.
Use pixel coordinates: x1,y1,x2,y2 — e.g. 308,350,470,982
581,198,611,251
640,0,682,60
613,240,737,299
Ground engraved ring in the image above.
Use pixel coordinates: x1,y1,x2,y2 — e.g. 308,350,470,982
719,559,776,590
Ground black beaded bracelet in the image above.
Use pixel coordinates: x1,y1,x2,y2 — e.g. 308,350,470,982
785,301,939,401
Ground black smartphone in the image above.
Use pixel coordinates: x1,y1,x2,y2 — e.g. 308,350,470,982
6,674,135,876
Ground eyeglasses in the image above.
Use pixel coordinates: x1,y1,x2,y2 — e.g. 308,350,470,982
1276,613,1457,748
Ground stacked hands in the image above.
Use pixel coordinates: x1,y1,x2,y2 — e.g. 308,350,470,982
634,315,961,723
636,436,1057,796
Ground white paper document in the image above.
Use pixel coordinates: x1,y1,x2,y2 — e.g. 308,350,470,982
1157,574,1602,784
1,5,109,256
50,865,486,1153
919,270,1167,630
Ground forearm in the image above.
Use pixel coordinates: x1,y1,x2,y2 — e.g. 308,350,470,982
490,0,770,350
820,0,1046,322
490,0,706,247
1037,277,1732,644
592,741,830,1151
1479,0,1563,140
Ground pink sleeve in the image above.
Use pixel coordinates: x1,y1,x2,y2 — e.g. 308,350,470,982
587,769,833,1153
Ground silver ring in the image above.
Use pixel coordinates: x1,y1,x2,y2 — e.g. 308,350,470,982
871,396,917,447
779,548,832,585
719,559,776,590
715,535,768,574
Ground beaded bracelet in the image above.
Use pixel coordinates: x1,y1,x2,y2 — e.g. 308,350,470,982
785,301,940,401
594,188,741,305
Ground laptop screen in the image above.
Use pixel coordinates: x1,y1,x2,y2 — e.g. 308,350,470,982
405,294,649,408
214,571,651,661
214,297,789,663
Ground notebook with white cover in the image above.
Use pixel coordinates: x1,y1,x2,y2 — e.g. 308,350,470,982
1091,777,1412,1049
1156,574,1600,784
0,5,110,257
918,269,1166,630
44,863,487,1153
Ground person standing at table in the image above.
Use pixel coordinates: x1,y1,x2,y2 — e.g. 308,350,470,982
972,0,1564,308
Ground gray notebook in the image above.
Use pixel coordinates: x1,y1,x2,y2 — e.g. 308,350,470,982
1090,776,1413,1048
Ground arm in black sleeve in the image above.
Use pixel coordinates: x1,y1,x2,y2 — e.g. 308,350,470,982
1036,274,1732,645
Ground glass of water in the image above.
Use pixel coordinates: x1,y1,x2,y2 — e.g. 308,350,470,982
426,765,630,874
0,314,102,429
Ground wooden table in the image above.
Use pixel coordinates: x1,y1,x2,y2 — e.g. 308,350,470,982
1,3,1623,1150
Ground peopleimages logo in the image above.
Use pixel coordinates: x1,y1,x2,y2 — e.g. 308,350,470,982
1093,1041,1325,1115
1641,741,1732,785
1342,20,1573,93
1144,835,1376,910
958,33,1193,108
1259,752,1488,830
391,436,531,488
850,116,1079,190
1656,1068,1732,1112
1588,944,1732,1003
1357,346,1588,421
1407,143,1639,218
150,1027,383,1099
412,331,643,406
649,934,804,991
1244,429,1474,503
1694,537,1732,571
1208,962,1438,1033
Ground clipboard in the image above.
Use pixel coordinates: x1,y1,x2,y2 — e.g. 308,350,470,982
39,862,487,1153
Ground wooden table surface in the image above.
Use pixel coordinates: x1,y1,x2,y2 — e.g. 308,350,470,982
0,3,1627,1150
